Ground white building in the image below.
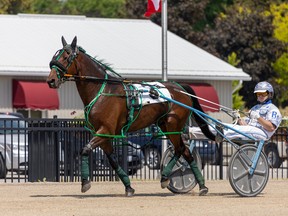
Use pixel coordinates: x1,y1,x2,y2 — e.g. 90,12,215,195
0,14,250,121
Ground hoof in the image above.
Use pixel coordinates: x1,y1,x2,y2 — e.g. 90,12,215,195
125,185,135,197
160,176,170,189
199,185,208,196
81,179,91,193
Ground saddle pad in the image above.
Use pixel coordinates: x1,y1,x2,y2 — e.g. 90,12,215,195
132,82,172,106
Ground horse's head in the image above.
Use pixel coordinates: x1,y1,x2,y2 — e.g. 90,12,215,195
47,36,79,88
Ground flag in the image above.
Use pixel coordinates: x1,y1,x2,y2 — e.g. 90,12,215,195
144,0,162,17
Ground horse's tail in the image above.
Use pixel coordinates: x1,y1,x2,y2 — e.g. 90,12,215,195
180,84,216,141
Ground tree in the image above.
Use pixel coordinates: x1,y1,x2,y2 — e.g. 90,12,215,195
0,0,127,18
125,0,233,43
273,53,288,106
125,0,147,19
196,7,285,107
269,2,288,43
29,0,63,14
126,1,288,108
61,0,126,18
227,52,245,110
0,0,33,14
269,3,288,107
27,0,126,18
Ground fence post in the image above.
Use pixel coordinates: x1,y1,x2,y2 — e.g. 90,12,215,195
28,120,58,182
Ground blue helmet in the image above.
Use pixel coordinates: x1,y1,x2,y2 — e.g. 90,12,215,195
254,81,274,100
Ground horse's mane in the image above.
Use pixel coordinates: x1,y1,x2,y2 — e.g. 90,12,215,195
78,46,124,80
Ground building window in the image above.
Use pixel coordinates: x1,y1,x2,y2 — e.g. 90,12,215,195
17,110,42,118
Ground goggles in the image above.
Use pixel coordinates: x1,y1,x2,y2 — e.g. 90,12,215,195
256,92,268,97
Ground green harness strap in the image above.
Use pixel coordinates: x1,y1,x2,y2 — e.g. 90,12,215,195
120,84,143,137
147,82,186,136
84,73,119,137
84,81,143,138
84,80,190,138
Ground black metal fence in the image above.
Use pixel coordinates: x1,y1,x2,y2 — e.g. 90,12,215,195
0,117,287,183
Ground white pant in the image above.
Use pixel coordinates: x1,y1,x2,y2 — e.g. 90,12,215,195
189,124,268,141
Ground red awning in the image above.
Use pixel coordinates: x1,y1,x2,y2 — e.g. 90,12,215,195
13,80,59,110
190,83,219,112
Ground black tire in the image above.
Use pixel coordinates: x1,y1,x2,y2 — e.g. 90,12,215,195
160,145,202,194
0,154,7,179
264,145,282,168
145,147,161,169
228,145,269,197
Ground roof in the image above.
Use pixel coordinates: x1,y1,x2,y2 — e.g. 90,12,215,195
0,14,251,81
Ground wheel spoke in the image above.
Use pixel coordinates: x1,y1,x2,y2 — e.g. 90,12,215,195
233,169,249,182
238,151,253,168
252,169,267,177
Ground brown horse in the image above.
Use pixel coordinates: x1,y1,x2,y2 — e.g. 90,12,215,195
47,36,215,196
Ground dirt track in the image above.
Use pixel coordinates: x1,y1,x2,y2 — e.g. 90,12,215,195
0,179,288,216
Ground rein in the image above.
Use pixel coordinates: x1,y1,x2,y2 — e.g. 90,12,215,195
63,74,128,84
175,88,249,121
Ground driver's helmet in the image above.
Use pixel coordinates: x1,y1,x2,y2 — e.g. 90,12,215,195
254,81,274,100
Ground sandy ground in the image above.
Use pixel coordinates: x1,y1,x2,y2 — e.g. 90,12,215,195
0,179,288,216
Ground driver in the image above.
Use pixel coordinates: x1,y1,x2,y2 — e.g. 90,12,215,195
189,81,282,141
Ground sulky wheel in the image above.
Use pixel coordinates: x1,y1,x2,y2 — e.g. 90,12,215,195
228,144,269,197
160,145,202,194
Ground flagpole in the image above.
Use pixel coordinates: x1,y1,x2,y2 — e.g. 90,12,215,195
161,0,167,82
161,0,168,153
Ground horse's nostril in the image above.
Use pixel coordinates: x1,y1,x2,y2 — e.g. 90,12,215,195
47,79,55,84
47,79,56,88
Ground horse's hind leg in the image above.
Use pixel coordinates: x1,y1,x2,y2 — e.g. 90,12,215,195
160,146,182,189
161,156,181,189
159,128,184,188
181,146,208,196
162,133,208,196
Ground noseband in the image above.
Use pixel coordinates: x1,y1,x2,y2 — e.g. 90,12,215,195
49,46,78,80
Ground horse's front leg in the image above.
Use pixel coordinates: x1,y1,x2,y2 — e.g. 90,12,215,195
80,141,93,193
80,136,108,193
80,136,135,197
106,152,135,197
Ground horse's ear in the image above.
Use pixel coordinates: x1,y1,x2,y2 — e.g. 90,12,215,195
61,36,67,47
71,36,77,50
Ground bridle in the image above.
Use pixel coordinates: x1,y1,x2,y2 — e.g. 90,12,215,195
49,46,79,82
49,46,128,85
48,36,125,86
